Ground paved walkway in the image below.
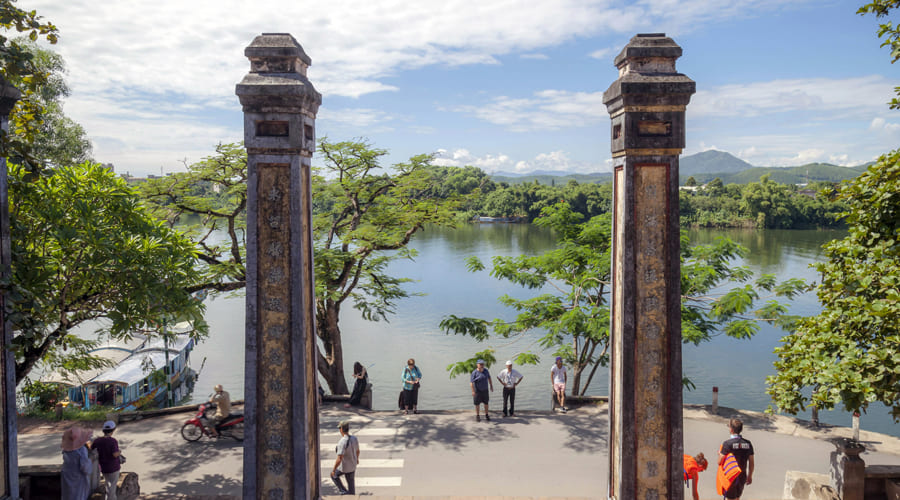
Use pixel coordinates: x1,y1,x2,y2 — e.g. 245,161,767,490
17,404,900,499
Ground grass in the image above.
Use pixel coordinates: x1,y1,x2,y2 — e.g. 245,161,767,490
21,406,114,422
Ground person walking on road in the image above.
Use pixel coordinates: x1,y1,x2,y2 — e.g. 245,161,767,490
91,420,122,500
718,417,754,500
683,452,708,500
61,426,93,500
331,420,360,495
497,360,523,417
401,358,422,415
551,356,568,413
470,359,493,422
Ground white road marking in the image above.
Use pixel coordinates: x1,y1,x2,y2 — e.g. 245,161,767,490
322,477,403,487
321,428,396,437
320,459,404,468
320,442,402,452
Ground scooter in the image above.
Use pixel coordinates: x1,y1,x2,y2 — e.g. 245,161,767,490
181,402,244,442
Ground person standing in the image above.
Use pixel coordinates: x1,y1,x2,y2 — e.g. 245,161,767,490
331,420,360,495
61,426,93,500
346,362,368,408
91,421,122,500
718,417,754,500
401,358,422,415
551,356,568,413
497,360,523,417
470,359,493,422
683,452,708,500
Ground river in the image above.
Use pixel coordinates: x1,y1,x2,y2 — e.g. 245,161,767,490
188,223,898,436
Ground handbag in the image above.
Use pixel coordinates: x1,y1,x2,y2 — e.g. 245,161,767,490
398,391,404,409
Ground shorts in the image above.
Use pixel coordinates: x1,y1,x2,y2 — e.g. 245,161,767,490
725,475,746,499
473,389,489,405
553,382,566,393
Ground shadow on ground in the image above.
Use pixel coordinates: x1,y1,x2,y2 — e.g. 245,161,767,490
150,473,241,497
133,435,242,483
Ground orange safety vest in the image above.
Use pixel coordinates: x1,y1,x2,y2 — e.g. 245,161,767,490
716,453,742,495
683,454,701,483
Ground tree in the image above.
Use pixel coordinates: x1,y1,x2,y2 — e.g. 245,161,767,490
8,162,206,384
141,139,459,393
685,176,697,187
0,1,60,173
10,39,92,167
442,201,807,394
766,0,900,419
767,149,900,417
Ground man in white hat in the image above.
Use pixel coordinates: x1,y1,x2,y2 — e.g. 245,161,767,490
208,384,231,437
91,421,122,500
497,360,524,417
469,359,493,422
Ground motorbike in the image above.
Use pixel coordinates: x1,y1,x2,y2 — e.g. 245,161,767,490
181,402,244,442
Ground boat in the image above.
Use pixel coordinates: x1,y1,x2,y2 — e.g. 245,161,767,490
45,333,197,411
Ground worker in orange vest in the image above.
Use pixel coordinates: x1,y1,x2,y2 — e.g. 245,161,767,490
683,452,708,500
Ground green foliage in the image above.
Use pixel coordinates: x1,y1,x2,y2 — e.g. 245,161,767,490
0,2,60,173
446,349,496,379
767,148,900,417
444,202,806,395
8,162,207,384
20,379,63,411
859,0,900,107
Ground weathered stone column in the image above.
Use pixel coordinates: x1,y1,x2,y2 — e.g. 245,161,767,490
236,33,322,500
604,33,695,500
0,76,20,500
830,439,865,500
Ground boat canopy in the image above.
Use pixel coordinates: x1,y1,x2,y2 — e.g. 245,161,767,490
87,336,193,387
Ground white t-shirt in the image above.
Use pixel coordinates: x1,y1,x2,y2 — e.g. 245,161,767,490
336,435,359,473
551,364,567,385
498,368,523,388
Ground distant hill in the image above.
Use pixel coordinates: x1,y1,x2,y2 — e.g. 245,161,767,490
680,150,754,176
491,172,611,185
487,149,867,186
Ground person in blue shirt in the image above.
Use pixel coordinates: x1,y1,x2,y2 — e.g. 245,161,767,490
469,359,494,422
401,358,422,415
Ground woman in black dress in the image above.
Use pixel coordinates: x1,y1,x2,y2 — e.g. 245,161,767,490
346,362,368,407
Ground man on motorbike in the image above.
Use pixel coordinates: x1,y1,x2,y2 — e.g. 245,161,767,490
208,384,231,438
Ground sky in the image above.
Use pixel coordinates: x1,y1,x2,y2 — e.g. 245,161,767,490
24,0,900,176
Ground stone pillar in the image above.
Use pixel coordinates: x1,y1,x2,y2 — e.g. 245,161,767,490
830,439,865,500
603,33,695,500
0,76,20,500
236,33,322,500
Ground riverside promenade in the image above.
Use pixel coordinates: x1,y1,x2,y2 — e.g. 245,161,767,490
16,402,900,499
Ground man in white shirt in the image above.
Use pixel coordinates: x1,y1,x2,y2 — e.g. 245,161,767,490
550,356,568,413
331,420,360,495
497,360,524,417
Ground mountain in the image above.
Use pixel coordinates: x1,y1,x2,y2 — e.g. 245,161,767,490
680,150,754,176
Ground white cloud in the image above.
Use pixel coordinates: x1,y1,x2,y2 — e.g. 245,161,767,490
870,116,900,133
455,90,607,131
318,107,394,129
520,53,549,60
588,48,614,60
692,76,896,119
434,148,608,174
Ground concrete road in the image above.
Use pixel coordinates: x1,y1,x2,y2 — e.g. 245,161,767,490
17,404,900,499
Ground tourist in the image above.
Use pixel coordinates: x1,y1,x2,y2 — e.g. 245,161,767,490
209,384,231,437
61,426,93,500
470,358,493,422
91,421,122,500
683,452,708,500
718,417,754,499
346,362,369,408
497,360,523,417
551,356,568,413
330,420,360,495
401,358,422,415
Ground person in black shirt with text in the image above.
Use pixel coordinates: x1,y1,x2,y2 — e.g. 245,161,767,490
719,416,754,499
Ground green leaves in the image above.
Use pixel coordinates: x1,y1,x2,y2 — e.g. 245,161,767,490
9,162,207,383
446,350,496,379
768,147,900,418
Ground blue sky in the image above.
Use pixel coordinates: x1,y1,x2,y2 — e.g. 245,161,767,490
27,0,900,176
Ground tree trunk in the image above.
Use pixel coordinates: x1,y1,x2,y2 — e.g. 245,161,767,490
317,302,349,395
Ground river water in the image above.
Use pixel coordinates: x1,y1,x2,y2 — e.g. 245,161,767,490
187,224,898,437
